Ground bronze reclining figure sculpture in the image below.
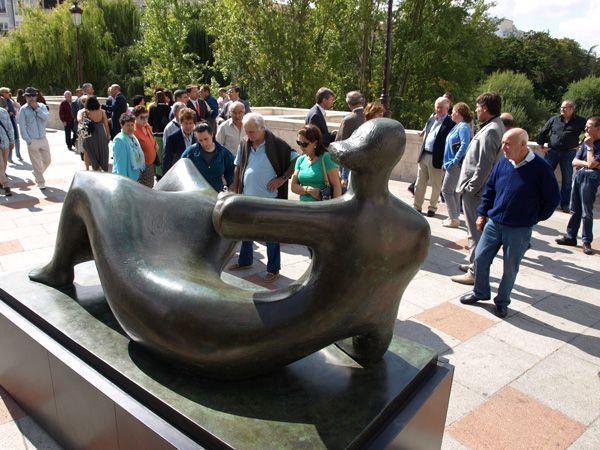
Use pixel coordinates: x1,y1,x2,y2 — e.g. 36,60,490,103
29,118,430,379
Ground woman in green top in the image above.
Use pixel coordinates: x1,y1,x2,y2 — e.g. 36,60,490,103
291,124,342,201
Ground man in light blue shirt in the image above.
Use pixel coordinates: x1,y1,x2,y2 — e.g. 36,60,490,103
18,87,51,190
231,113,298,283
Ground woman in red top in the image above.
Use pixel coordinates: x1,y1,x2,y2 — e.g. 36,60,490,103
133,105,157,188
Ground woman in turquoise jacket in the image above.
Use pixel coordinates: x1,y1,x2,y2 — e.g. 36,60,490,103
112,112,146,181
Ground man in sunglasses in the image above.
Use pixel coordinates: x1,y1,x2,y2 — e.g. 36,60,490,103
18,87,51,190
537,100,586,212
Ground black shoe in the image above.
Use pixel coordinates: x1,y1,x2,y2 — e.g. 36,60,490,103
494,304,508,318
458,264,469,273
561,205,571,213
408,183,415,195
3,187,11,197
414,207,422,214
555,236,577,247
582,243,593,255
426,210,435,217
460,292,490,305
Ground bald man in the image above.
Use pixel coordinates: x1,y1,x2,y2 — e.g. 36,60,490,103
459,128,559,318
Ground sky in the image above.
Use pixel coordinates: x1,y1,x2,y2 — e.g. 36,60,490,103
487,0,600,51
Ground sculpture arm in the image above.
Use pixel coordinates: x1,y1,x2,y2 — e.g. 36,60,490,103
213,193,342,247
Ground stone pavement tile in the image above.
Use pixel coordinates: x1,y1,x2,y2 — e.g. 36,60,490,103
19,233,57,252
279,259,310,281
0,225,48,242
0,247,54,272
0,239,24,256
518,292,598,335
511,350,600,425
0,387,27,425
415,302,496,341
41,222,60,234
393,319,460,355
13,212,61,228
403,273,472,310
563,323,600,365
568,417,600,450
445,381,487,426
396,299,425,320
17,416,62,450
0,420,28,449
0,219,17,230
484,313,575,358
448,387,585,449
520,252,597,285
556,283,600,309
443,334,540,397
441,433,468,450
242,273,279,291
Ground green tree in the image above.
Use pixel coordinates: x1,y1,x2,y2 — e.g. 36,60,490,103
139,0,214,90
476,70,545,133
563,76,600,120
391,0,498,128
207,0,385,109
0,0,140,94
486,32,596,104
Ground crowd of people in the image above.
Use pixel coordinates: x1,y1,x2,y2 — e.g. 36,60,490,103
0,81,597,305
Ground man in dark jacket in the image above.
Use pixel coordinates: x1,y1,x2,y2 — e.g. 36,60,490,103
59,91,75,151
103,84,128,139
230,113,298,283
537,100,586,212
305,87,337,147
414,97,455,216
162,108,197,174
459,128,559,318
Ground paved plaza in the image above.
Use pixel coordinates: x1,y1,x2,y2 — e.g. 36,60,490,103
0,130,598,449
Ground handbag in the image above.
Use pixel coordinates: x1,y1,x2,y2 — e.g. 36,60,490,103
77,112,95,140
319,156,333,201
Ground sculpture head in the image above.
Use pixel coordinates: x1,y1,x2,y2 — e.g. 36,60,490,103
329,118,405,176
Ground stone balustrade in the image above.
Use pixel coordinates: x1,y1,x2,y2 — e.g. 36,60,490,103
41,99,550,183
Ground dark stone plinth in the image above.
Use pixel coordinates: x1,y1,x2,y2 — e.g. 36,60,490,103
0,264,453,449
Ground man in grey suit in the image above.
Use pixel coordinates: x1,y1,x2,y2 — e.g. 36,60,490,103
335,91,366,188
452,92,505,285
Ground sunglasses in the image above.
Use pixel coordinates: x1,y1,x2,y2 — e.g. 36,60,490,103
296,140,311,148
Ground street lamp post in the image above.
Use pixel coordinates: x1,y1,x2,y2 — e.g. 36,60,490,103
69,1,84,88
380,0,393,117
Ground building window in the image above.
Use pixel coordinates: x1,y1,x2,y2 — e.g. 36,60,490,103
0,1,6,14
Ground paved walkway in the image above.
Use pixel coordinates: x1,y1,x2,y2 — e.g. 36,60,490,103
0,130,598,449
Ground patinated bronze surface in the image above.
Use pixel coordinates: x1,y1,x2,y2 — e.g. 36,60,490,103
29,118,430,379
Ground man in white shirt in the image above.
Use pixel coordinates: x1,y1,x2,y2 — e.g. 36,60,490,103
216,101,246,155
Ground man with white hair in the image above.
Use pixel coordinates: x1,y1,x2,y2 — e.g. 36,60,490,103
163,102,186,141
414,96,455,216
216,101,246,155
459,128,559,318
59,91,75,151
229,113,298,283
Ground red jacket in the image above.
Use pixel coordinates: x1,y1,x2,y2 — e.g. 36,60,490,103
59,100,73,123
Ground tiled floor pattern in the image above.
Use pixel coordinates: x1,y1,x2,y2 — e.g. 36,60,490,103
0,130,599,448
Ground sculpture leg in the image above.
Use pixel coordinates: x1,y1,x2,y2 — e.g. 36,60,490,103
29,185,93,287
336,322,394,365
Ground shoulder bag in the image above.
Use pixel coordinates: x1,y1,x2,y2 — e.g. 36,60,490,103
319,155,333,200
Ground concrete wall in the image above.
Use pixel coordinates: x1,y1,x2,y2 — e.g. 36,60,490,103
42,100,549,183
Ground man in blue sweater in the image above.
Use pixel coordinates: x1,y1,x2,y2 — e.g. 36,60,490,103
459,128,560,318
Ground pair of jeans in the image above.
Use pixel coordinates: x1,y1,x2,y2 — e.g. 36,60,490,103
238,241,281,273
544,148,576,208
473,219,532,307
567,168,600,244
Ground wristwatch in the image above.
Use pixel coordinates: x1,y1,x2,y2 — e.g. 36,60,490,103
281,175,289,181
